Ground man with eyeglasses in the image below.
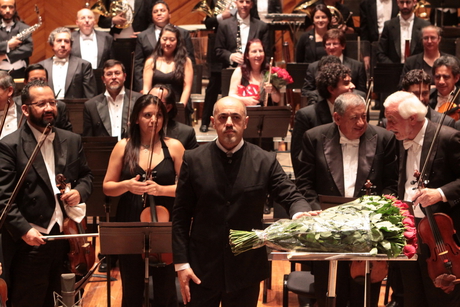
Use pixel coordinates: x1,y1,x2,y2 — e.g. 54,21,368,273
0,80,93,307
401,25,447,85
71,8,113,69
377,0,430,64
10,64,72,134
301,29,367,100
83,59,142,138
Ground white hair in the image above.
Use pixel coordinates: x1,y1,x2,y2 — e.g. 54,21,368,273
383,91,427,121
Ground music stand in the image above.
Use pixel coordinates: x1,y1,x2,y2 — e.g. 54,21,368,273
99,222,172,307
243,106,291,147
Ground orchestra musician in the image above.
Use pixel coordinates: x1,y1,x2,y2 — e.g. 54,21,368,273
0,80,93,307
103,94,185,307
429,55,460,114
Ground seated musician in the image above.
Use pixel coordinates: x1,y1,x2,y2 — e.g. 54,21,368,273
384,91,460,306
0,80,92,307
103,94,185,307
296,92,398,307
429,55,460,115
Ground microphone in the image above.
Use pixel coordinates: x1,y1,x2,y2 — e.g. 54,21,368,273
60,273,76,307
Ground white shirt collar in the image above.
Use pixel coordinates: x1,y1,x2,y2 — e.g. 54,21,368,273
216,138,244,155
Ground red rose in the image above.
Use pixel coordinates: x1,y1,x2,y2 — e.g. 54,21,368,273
404,227,417,240
402,216,415,227
385,195,397,200
394,201,409,209
403,244,417,258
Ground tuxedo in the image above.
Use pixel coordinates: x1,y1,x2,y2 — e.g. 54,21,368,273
71,30,114,69
0,20,33,78
82,89,142,137
133,24,195,91
429,88,460,111
359,0,399,43
377,16,431,64
291,99,332,175
13,96,73,131
296,123,398,210
397,120,460,306
295,29,326,63
301,56,367,96
97,0,153,34
215,15,269,68
166,119,198,150
39,55,97,99
0,124,92,306
173,142,311,298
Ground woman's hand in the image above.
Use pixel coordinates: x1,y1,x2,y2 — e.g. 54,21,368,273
264,82,274,94
145,180,163,196
125,174,148,195
241,96,260,106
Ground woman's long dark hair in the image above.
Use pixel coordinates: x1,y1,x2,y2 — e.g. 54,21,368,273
123,94,168,173
151,24,188,81
313,4,332,29
241,39,269,83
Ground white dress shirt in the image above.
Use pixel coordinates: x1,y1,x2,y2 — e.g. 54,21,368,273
377,0,392,37
236,13,250,54
52,56,69,99
339,129,360,198
0,100,17,139
399,14,414,63
435,87,456,111
28,123,64,234
79,30,98,69
105,87,126,140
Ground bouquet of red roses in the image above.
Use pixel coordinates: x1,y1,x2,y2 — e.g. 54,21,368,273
265,66,294,90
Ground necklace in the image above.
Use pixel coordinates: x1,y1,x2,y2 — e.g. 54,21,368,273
141,143,151,152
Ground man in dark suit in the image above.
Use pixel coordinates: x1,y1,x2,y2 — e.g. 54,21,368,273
39,27,97,99
296,92,398,307
12,64,72,132
301,29,367,98
83,59,141,138
172,96,312,307
71,8,113,69
0,80,93,307
384,91,460,306
0,0,33,78
133,0,195,92
377,0,430,64
292,63,355,176
149,84,198,149
429,55,460,113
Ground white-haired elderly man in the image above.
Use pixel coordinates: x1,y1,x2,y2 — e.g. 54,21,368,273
384,91,460,306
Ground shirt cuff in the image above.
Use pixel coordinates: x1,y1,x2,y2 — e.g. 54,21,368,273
437,188,447,202
6,44,10,53
292,212,303,219
175,263,190,272
217,14,223,22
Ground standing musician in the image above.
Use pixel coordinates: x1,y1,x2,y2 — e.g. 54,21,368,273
0,80,93,307
0,0,33,79
296,92,398,307
384,91,460,306
103,94,185,307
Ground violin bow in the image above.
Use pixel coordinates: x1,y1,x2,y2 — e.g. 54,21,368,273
264,57,274,107
364,77,374,122
0,124,53,229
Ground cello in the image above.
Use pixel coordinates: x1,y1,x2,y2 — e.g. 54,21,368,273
412,90,460,293
56,174,96,276
139,95,172,266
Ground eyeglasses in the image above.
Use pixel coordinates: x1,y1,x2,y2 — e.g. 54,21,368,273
325,42,341,47
29,100,57,108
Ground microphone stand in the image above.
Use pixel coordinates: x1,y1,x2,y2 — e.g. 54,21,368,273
0,124,52,229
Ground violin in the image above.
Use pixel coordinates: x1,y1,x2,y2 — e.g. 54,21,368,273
56,174,95,276
437,89,460,122
139,98,173,266
349,180,388,284
413,170,460,293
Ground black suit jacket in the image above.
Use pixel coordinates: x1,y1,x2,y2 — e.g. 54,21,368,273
71,30,113,69
39,56,97,99
400,52,448,86
377,16,431,64
295,29,327,63
215,15,269,68
0,124,93,240
166,119,198,150
291,99,333,175
359,0,399,43
0,21,33,64
301,56,367,96
397,120,460,232
296,123,398,210
97,0,153,34
429,88,460,111
82,89,142,136
133,24,196,91
172,142,311,292
13,96,72,131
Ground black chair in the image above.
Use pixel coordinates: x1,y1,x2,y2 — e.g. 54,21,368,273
282,263,316,307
